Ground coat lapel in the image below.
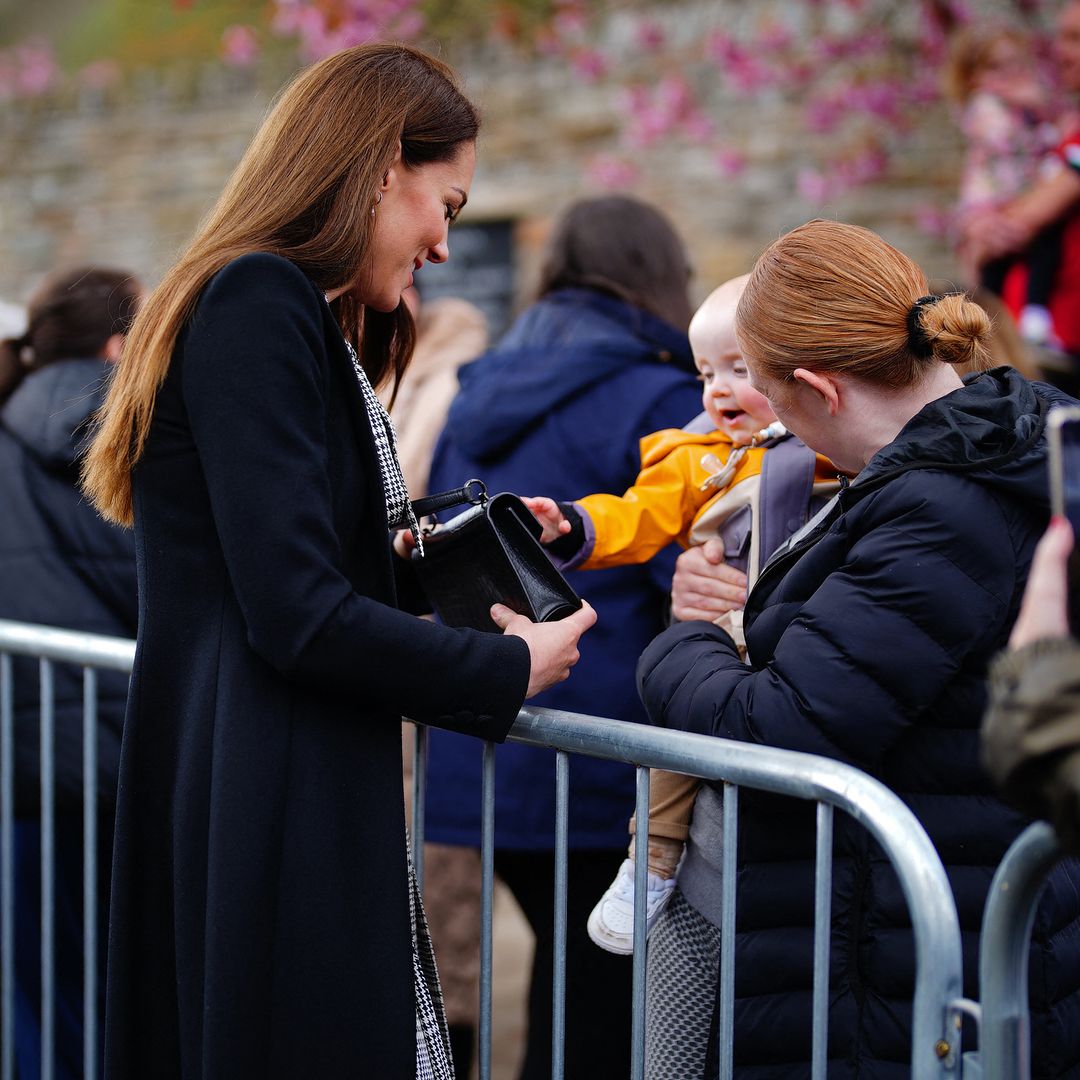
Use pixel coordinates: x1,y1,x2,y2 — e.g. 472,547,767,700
319,306,398,600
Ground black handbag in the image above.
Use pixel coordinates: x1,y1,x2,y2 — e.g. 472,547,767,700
410,479,583,632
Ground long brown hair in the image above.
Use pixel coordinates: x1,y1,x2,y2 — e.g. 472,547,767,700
536,195,694,331
736,219,991,389
83,43,479,526
0,267,141,403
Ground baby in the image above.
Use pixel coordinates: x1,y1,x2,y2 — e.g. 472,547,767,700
527,275,838,953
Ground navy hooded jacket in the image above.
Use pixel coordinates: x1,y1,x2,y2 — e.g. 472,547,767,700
424,288,702,848
0,360,136,815
639,369,1080,1077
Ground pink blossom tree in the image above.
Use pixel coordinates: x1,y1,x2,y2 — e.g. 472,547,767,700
2,0,1058,235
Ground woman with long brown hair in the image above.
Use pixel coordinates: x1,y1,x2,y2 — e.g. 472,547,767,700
82,44,594,1079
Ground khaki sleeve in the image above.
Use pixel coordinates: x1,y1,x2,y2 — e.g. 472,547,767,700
983,639,1080,849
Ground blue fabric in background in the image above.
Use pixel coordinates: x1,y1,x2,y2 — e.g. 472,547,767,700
424,288,703,849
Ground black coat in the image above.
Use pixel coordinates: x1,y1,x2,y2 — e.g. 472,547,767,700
639,370,1080,1077
0,359,136,815
104,253,531,1080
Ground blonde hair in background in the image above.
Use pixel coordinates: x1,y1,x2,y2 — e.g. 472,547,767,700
944,25,1030,104
82,43,479,527
736,220,992,389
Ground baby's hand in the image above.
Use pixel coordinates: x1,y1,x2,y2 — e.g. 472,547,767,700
393,528,417,559
522,497,572,544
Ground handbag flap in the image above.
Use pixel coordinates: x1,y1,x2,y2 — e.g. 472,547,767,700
411,492,581,632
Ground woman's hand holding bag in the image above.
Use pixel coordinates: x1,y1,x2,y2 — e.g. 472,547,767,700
491,601,597,698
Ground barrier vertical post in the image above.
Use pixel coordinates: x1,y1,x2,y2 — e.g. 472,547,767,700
40,658,55,1080
478,741,496,1080
812,803,834,1079
83,668,98,1080
630,765,650,1080
1,654,14,1080
552,751,569,1080
718,783,739,1080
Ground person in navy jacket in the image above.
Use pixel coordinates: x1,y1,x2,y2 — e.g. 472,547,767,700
426,195,703,1079
639,219,1080,1078
0,265,141,1080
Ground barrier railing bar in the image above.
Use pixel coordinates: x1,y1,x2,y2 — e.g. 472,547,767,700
478,740,496,1080
812,802,834,1080
83,667,98,1080
510,706,963,1080
630,765,650,1080
977,822,1062,1080
40,658,55,1080
0,622,134,672
1,654,14,1080
552,751,569,1080
0,625,968,1080
718,782,738,1080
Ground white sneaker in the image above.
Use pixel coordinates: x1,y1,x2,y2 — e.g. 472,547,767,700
586,858,676,955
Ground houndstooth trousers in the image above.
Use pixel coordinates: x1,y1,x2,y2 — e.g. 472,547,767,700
645,889,723,1080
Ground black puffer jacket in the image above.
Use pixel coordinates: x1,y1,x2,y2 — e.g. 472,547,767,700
639,369,1080,1078
0,359,136,815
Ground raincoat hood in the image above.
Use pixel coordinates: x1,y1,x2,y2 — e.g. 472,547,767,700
442,288,693,461
1,358,110,470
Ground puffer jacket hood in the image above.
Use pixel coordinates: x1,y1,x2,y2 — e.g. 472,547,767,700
1,358,110,470
0,356,134,817
442,287,693,461
853,367,1068,511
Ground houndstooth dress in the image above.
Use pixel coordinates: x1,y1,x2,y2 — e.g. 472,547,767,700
344,334,453,1080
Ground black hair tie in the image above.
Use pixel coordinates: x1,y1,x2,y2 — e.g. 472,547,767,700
906,294,941,359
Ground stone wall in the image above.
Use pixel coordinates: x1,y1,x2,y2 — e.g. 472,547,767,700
0,2,967,315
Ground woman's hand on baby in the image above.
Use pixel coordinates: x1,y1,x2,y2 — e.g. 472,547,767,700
522,497,572,544
491,601,597,698
961,209,1032,266
670,539,748,622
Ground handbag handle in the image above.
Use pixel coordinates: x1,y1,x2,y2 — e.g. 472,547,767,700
411,478,488,520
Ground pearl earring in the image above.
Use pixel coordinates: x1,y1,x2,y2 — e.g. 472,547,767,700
371,191,383,217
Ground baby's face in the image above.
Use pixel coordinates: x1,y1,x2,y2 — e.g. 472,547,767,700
694,318,777,444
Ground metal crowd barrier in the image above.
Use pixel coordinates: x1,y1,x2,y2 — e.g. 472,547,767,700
960,823,1064,1080
0,618,1061,1080
0,620,135,1080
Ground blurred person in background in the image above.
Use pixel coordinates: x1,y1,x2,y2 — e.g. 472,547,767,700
947,24,1064,345
424,194,703,1080
0,265,142,1080
961,0,1080,394
379,285,488,498
0,299,26,340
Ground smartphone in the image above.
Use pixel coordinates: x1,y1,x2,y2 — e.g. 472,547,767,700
1047,405,1080,631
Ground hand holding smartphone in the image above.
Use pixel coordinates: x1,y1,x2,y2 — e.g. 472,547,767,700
1047,406,1080,633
